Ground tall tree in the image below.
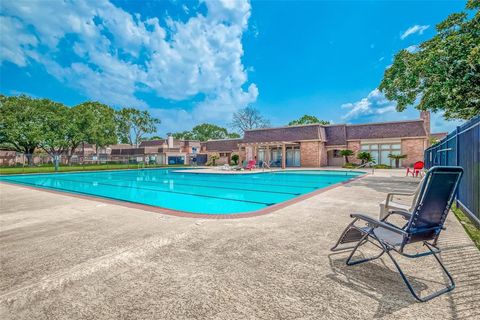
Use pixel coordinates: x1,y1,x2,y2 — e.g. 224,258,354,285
75,102,117,162
288,115,330,126
38,100,71,170
116,108,160,147
173,124,239,141
191,123,231,141
230,106,270,133
172,131,196,140
379,0,480,120
0,95,45,166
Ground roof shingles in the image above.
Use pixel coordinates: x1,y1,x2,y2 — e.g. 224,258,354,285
242,125,322,143
346,121,427,140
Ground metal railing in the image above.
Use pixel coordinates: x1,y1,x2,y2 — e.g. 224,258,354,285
349,161,375,175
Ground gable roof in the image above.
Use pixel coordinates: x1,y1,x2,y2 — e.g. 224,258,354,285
201,119,428,151
242,124,323,143
204,138,242,151
139,139,167,147
346,120,427,140
324,125,347,145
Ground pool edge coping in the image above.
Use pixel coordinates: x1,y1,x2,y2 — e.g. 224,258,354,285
0,172,368,219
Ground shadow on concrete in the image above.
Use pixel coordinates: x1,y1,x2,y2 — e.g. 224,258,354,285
327,249,426,318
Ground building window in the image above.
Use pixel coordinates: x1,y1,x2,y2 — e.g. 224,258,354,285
360,143,401,166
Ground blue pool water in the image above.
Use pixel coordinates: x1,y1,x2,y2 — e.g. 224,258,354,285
0,169,364,214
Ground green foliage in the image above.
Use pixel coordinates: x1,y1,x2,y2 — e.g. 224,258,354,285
227,132,241,139
452,205,480,250
357,151,375,164
342,163,357,169
379,1,480,120
429,137,440,145
74,101,117,152
388,153,407,168
116,108,160,147
288,115,330,126
37,99,71,163
339,149,354,163
208,152,220,166
0,163,186,175
172,131,195,140
145,135,163,141
231,154,239,165
373,164,392,169
0,95,49,165
173,123,238,142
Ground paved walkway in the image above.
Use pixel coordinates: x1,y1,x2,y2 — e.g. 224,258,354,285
0,170,479,319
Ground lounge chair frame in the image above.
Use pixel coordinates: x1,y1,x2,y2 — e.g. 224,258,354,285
331,166,463,302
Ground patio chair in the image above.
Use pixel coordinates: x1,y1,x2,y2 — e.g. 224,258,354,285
406,161,424,177
331,166,463,302
378,175,425,219
245,160,256,170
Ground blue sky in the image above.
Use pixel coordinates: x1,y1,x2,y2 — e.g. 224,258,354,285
0,0,466,135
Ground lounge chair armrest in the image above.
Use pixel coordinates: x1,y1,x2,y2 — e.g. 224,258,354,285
350,213,407,235
386,191,416,206
389,210,412,220
387,191,415,197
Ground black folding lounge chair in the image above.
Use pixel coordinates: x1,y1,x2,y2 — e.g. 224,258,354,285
331,166,463,302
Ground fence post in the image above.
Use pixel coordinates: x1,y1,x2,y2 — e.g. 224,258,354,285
455,126,460,166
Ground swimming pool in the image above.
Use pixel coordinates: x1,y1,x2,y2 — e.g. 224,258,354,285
0,169,364,215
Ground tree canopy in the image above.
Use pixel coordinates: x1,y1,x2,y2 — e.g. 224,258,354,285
288,115,330,126
0,95,47,164
116,108,160,147
74,102,118,154
230,106,270,133
379,0,480,120
173,123,240,142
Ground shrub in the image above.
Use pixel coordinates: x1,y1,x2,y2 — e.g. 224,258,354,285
231,154,239,165
373,164,392,169
357,151,375,164
387,154,407,168
342,163,357,169
339,149,354,163
209,153,219,166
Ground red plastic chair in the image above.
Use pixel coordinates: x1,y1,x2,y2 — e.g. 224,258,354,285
245,160,256,170
406,161,424,177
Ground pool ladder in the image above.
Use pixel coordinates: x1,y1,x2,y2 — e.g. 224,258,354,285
348,161,375,175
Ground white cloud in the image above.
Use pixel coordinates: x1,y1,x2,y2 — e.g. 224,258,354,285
341,89,397,121
0,16,38,67
405,45,419,53
400,25,429,40
0,0,257,131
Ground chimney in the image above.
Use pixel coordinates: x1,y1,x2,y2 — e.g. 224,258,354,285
420,111,430,135
167,133,174,149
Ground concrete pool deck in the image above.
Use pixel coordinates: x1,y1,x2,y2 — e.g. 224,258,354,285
1,169,479,319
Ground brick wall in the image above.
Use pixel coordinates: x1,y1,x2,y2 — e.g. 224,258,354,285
320,143,328,166
300,142,320,167
346,141,361,164
401,138,426,167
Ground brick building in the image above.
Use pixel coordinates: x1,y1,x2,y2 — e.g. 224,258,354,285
204,112,441,168
110,136,201,165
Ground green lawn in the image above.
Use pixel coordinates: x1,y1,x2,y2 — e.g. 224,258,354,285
452,205,480,250
0,163,188,175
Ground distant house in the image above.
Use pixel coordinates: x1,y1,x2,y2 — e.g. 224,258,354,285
203,111,443,168
110,136,201,165
200,138,243,165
